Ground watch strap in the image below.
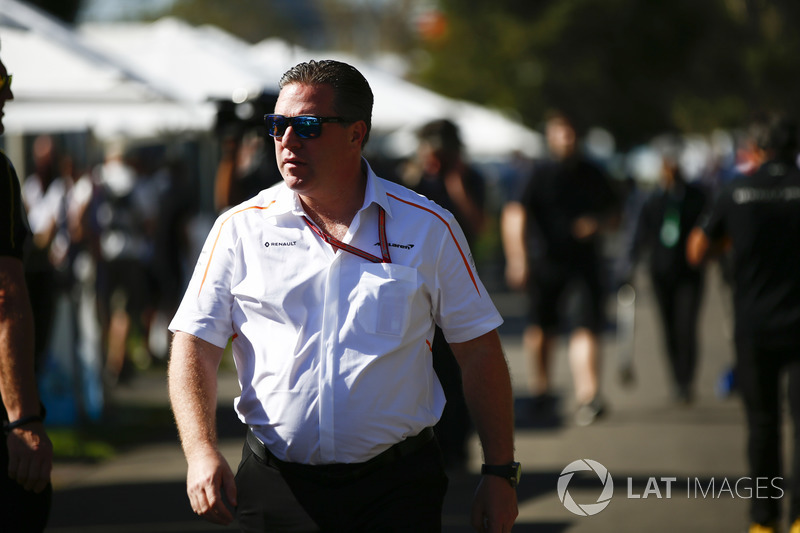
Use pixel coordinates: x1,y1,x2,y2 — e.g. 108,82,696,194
481,461,521,487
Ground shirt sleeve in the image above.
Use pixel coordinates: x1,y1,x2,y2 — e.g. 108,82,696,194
432,213,503,343
169,213,236,348
0,151,29,259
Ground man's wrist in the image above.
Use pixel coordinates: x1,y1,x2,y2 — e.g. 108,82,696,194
3,403,46,434
4,414,45,434
481,461,522,488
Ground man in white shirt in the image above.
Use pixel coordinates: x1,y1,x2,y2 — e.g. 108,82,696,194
168,59,518,532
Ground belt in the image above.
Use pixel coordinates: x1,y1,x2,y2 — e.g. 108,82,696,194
246,427,435,483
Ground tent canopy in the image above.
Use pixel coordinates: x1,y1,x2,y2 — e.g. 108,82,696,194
82,18,542,160
2,1,541,158
247,38,543,160
1,0,214,137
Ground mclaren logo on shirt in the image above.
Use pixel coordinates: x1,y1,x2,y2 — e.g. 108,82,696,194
265,241,297,248
375,242,415,250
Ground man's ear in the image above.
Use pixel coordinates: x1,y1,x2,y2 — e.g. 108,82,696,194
350,121,368,146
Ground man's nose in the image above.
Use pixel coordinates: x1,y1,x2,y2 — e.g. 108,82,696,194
280,125,303,148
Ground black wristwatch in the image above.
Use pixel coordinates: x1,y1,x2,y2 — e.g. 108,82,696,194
481,461,522,488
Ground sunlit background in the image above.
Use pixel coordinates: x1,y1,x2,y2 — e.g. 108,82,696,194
2,1,799,531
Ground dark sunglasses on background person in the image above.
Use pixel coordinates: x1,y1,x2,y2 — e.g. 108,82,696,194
264,114,352,139
0,73,12,92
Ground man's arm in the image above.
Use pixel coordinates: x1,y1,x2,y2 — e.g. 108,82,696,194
500,201,527,290
686,226,731,267
0,256,52,493
451,330,518,533
168,331,237,525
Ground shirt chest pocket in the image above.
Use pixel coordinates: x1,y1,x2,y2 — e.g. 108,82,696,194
355,263,418,337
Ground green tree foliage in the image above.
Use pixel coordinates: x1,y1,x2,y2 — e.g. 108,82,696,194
417,0,800,147
163,0,300,44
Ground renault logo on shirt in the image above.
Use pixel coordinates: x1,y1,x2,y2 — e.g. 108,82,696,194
375,242,415,250
265,241,297,248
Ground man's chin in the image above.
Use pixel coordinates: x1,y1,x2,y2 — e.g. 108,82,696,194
282,174,311,192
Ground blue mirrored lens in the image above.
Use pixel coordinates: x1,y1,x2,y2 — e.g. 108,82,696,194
265,115,322,139
292,117,322,138
266,115,287,137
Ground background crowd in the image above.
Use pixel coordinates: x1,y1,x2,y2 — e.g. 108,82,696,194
3,2,800,532
5,103,777,428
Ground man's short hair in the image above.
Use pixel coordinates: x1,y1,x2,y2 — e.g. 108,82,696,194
279,60,373,147
757,114,799,162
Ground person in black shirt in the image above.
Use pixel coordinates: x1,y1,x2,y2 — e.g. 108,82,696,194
405,119,487,469
688,114,800,533
627,150,709,403
0,53,53,533
503,111,620,426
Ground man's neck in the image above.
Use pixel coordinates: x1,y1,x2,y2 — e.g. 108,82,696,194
300,167,368,241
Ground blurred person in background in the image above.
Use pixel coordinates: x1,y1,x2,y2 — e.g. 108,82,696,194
405,118,487,246
93,142,155,384
61,152,105,420
21,134,65,372
0,51,53,533
150,156,196,361
625,145,709,404
687,114,800,533
214,125,282,214
403,118,488,469
502,110,620,426
168,59,518,532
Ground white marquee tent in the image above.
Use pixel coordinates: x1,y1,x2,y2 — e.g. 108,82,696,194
2,0,541,160
0,0,215,138
81,18,542,160
248,38,544,160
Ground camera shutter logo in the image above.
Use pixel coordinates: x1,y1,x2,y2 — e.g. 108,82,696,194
558,459,614,516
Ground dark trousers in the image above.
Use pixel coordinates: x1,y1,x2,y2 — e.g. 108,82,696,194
235,437,448,532
651,274,704,396
0,435,52,532
736,340,800,524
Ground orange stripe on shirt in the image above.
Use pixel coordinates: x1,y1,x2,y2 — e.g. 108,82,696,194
386,193,481,296
198,201,276,296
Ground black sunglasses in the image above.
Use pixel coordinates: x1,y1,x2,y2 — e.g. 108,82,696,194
0,73,12,92
264,114,352,139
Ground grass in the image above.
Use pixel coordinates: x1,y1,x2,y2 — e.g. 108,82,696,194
49,394,178,462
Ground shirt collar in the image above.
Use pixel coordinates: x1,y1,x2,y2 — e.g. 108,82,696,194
361,158,393,218
268,158,393,222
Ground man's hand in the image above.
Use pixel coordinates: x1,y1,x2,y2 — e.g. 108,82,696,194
471,475,518,532
6,422,52,493
572,216,599,241
186,449,238,525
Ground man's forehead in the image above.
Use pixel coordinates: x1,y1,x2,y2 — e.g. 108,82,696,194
276,83,334,109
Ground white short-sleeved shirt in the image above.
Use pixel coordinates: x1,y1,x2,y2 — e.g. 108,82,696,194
170,160,502,464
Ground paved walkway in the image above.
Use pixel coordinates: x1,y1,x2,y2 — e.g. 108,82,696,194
45,266,767,532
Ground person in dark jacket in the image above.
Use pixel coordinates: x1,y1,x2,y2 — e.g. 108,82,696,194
688,114,800,533
628,149,709,403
